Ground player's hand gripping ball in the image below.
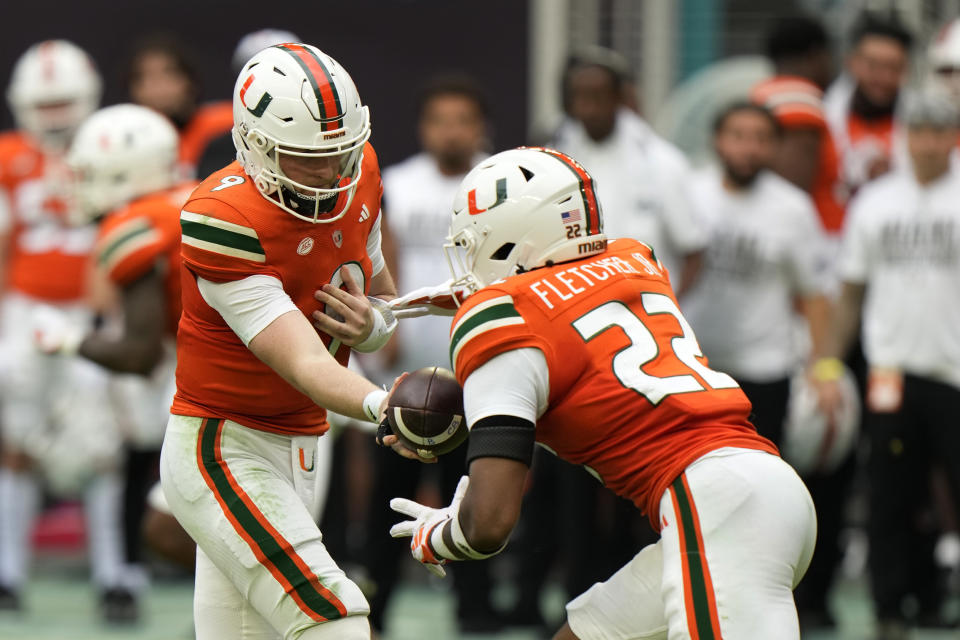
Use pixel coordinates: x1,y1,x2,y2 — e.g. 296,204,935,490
385,367,468,459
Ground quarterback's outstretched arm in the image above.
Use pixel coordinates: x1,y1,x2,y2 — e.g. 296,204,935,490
198,272,388,422
249,307,385,422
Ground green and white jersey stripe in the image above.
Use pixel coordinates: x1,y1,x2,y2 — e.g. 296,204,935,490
97,217,160,271
449,294,525,367
180,210,265,263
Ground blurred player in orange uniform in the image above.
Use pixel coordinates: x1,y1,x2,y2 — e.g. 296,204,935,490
159,43,405,640
753,16,846,238
387,148,817,639
824,13,913,193
32,103,198,617
0,40,135,620
126,34,233,179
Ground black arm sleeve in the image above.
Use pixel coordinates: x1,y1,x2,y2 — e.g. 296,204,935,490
466,415,536,467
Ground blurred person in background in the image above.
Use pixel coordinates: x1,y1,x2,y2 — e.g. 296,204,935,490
752,15,847,241
0,40,134,622
359,74,500,636
553,47,706,293
31,104,198,612
824,13,913,193
195,28,301,180
682,102,845,630
819,86,960,639
126,33,233,179
683,102,831,449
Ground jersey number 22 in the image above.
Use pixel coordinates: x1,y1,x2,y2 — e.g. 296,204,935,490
572,293,738,405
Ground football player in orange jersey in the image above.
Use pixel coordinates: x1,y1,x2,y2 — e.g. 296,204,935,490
753,16,847,237
0,41,136,619
158,44,408,640
31,103,198,619
386,147,817,639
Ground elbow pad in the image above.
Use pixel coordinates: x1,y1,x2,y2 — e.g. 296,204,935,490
466,415,536,468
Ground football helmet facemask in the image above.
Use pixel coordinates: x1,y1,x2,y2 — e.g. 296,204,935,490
232,43,370,223
445,147,607,295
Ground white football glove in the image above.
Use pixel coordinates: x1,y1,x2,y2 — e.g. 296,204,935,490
389,475,471,577
31,305,85,356
388,280,467,319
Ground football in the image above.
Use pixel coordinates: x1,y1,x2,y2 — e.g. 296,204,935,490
387,367,468,457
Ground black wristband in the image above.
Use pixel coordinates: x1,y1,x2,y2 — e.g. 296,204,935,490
466,415,536,467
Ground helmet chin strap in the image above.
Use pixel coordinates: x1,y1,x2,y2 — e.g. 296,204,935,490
278,184,338,215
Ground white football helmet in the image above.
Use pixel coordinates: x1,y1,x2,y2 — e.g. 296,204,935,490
232,43,371,223
782,367,860,476
445,147,607,295
6,40,102,151
67,104,179,223
929,19,960,99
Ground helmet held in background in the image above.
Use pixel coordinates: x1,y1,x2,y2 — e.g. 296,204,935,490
445,147,606,295
67,104,179,224
782,366,860,475
928,19,960,100
232,43,371,224
6,40,102,151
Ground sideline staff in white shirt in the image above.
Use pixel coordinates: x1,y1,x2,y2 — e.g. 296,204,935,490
683,102,832,446
553,50,706,296
820,86,960,636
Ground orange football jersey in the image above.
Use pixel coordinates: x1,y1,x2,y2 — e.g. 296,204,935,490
451,238,778,529
172,145,382,436
0,131,97,301
94,182,196,336
177,102,234,173
752,76,846,232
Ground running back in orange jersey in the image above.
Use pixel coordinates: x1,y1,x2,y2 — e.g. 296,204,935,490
0,131,98,301
93,181,196,335
450,238,778,528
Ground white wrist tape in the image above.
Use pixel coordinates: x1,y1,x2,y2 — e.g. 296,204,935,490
353,296,398,353
362,389,388,423
428,512,506,562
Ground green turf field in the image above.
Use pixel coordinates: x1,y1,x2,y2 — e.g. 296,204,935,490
0,569,957,640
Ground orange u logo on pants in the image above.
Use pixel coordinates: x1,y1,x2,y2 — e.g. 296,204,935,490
298,448,314,472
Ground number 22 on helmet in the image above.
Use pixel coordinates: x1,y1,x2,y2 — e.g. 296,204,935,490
445,146,607,296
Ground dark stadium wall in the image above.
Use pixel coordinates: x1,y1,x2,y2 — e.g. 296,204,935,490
0,0,529,167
